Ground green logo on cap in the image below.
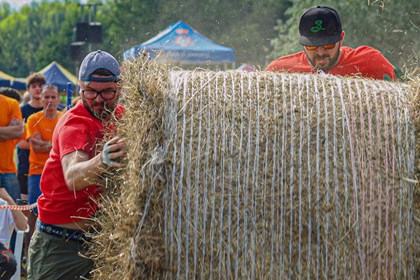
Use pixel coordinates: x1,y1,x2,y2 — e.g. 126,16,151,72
311,20,326,33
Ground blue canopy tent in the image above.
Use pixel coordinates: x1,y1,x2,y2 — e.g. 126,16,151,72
0,70,26,90
123,21,235,65
38,61,77,91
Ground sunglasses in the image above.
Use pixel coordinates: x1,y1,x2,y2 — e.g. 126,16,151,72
304,43,336,51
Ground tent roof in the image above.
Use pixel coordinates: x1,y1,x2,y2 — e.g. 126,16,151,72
0,70,27,90
39,61,77,91
123,20,235,63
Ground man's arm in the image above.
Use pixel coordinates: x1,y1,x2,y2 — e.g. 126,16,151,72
0,119,23,141
0,188,28,232
29,132,52,154
61,136,125,191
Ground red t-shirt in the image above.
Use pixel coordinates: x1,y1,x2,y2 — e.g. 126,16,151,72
265,46,396,81
37,101,124,224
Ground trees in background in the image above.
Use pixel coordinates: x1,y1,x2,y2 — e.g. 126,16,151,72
0,1,81,77
99,0,291,67
0,0,417,77
0,0,290,75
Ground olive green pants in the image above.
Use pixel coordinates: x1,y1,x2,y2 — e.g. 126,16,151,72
27,229,93,280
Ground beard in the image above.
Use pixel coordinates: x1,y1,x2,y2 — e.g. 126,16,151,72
82,98,117,120
308,50,341,72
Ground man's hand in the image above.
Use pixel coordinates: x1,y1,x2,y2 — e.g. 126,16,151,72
62,137,125,191
0,187,28,232
30,133,52,154
101,137,126,168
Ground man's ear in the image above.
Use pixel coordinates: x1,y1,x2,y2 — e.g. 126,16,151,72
78,81,84,97
340,31,345,42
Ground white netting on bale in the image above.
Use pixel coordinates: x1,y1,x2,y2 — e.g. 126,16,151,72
91,59,418,280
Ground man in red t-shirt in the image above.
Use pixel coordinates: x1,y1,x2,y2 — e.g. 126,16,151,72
27,50,126,280
265,6,396,81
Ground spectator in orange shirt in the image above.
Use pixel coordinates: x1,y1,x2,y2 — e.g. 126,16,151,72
26,84,62,242
0,94,23,202
265,6,396,81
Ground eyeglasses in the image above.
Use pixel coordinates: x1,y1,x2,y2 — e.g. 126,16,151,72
304,43,336,51
81,89,117,100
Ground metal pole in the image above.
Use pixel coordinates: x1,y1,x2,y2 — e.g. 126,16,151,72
66,82,73,110
88,4,92,52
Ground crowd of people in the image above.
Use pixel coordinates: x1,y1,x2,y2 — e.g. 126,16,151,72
0,5,397,280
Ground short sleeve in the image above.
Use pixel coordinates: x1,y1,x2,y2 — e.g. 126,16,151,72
58,121,98,158
9,98,22,120
26,114,37,140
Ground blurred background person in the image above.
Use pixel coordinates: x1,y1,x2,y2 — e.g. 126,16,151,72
265,6,396,81
17,74,46,203
25,84,62,248
0,93,23,202
21,91,30,106
15,73,46,265
0,87,21,103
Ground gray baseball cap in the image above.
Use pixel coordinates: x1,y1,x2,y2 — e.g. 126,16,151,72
79,50,121,82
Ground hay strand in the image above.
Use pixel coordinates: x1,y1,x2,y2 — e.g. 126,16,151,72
91,57,419,280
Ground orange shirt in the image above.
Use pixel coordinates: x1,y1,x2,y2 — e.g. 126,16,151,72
26,110,62,175
0,95,22,173
265,46,396,81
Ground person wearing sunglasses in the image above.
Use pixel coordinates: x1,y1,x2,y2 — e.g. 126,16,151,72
265,6,396,81
27,50,126,280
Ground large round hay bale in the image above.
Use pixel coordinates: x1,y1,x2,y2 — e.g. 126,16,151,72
91,58,419,280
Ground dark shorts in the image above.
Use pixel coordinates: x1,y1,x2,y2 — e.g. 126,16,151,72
27,229,93,280
28,175,42,214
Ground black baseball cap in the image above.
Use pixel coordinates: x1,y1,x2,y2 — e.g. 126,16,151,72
299,6,342,46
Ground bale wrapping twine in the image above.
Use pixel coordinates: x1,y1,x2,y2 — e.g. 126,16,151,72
91,57,419,280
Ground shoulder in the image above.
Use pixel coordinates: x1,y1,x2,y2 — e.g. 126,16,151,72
340,46,396,80
265,51,305,71
3,95,19,107
27,110,43,122
342,45,388,60
58,104,99,132
1,95,20,112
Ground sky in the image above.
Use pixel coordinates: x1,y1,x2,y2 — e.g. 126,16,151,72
1,0,33,9
0,0,88,9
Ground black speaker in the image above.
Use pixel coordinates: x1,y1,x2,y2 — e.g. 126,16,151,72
70,42,86,62
88,22,102,44
76,22,89,42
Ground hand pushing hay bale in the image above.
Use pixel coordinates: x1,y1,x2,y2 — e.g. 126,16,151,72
91,57,419,280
